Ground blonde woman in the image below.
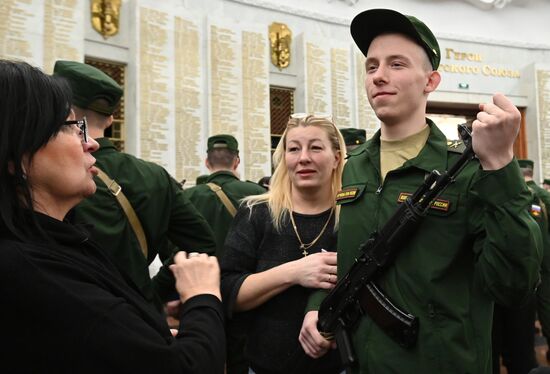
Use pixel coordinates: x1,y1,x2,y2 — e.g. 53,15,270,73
221,115,346,374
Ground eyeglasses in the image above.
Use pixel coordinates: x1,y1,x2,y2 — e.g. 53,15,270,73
63,116,88,143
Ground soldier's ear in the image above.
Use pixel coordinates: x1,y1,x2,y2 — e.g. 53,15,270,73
424,70,441,94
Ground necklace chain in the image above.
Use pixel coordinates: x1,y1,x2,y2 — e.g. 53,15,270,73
290,207,334,257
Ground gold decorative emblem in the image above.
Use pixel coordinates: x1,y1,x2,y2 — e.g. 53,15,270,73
91,0,121,39
269,22,292,70
447,140,462,148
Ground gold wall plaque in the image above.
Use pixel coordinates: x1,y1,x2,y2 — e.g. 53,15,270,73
269,22,292,70
91,0,121,39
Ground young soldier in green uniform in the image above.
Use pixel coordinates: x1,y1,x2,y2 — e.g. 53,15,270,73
519,160,550,339
54,60,216,309
299,9,542,373
340,128,366,153
183,134,265,374
521,160,550,219
491,159,550,374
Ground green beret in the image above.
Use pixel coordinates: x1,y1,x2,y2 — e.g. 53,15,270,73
53,60,123,115
196,174,209,185
543,179,550,185
351,9,440,70
340,128,366,146
518,159,534,170
207,134,239,153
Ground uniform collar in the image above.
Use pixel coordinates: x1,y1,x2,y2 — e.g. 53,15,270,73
94,137,118,154
365,118,448,174
206,170,239,183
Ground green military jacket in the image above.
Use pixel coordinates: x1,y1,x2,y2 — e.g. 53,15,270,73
183,170,266,256
530,181,550,211
73,138,216,306
324,121,542,373
527,180,550,339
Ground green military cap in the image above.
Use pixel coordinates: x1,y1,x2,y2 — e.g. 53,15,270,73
518,159,534,170
351,9,440,70
340,128,366,146
196,174,209,185
207,134,239,153
544,179,550,185
53,60,123,115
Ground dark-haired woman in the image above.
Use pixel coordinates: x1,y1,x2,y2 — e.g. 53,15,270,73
0,60,224,373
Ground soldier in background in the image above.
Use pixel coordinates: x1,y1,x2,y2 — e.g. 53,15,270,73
543,178,550,192
523,160,550,214
54,60,216,310
183,134,265,374
340,127,366,154
521,160,550,340
492,159,550,374
184,135,266,255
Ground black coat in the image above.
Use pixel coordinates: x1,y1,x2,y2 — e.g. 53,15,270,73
0,212,225,374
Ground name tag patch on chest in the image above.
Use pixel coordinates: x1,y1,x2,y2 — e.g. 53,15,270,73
336,188,359,202
397,192,451,212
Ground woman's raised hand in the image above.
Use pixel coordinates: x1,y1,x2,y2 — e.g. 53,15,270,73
170,251,221,304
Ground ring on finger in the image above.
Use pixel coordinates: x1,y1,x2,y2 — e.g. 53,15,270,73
188,252,200,258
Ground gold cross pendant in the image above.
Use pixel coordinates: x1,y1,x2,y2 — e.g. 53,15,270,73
301,245,308,257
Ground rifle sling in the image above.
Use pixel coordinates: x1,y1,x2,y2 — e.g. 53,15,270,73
206,182,237,217
95,168,148,259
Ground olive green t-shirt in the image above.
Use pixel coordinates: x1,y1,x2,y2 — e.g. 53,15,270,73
380,124,430,181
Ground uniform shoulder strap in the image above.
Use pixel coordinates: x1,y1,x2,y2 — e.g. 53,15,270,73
206,182,237,217
95,167,148,259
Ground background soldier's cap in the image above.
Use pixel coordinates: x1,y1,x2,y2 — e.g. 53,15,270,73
207,134,239,153
53,60,123,115
340,128,366,146
350,9,440,70
196,174,209,185
518,159,534,170
543,178,550,185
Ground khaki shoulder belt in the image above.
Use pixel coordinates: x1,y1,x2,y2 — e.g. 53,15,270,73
95,167,148,259
206,182,237,217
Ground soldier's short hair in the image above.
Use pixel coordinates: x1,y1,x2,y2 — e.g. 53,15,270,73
207,148,238,169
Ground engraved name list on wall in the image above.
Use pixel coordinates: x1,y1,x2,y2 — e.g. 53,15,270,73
174,15,204,182
242,27,271,182
138,6,173,170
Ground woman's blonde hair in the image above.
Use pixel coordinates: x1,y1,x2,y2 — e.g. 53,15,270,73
244,115,346,232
